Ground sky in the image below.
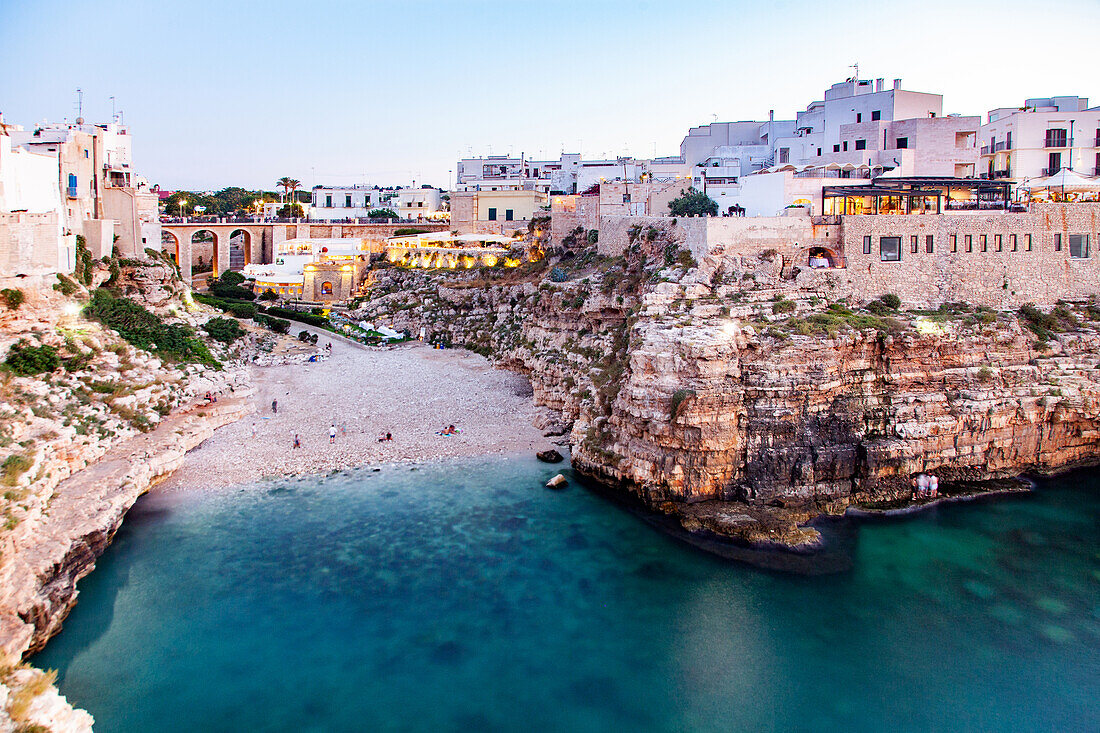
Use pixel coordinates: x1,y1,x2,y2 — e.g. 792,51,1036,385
2,0,1097,192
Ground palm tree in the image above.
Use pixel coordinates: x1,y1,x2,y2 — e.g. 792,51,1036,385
276,177,294,204
287,179,302,204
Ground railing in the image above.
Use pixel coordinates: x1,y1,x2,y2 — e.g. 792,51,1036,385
1044,138,1067,148
980,145,990,155
161,215,445,225
66,186,79,198
994,141,1007,152
992,169,1012,179
1043,167,1060,176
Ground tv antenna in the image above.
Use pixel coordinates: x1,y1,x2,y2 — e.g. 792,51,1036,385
850,62,859,80
75,88,83,123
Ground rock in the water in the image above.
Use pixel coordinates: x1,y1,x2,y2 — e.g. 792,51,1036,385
546,473,567,489
537,449,564,463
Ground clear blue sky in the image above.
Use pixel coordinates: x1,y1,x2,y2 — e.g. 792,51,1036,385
2,0,1097,192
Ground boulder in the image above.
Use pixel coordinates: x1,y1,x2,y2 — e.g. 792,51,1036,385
546,473,567,489
536,449,564,464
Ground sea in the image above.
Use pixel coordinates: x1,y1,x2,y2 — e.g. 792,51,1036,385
33,456,1100,732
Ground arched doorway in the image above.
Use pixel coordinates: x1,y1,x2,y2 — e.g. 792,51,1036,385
190,230,219,276
161,230,180,264
808,246,842,269
229,229,251,270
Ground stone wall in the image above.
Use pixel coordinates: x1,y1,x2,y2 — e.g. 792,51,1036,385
0,213,68,285
841,203,1100,307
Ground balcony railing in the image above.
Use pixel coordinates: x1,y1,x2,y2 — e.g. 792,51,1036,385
66,186,79,198
994,141,1007,152
1044,138,1067,148
980,145,990,155
1043,167,1062,176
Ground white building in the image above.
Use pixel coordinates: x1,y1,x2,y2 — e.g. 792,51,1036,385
456,153,692,196
309,185,382,220
393,187,444,221
978,96,1100,183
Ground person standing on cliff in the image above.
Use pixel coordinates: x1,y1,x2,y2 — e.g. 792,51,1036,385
272,399,278,414
329,424,337,444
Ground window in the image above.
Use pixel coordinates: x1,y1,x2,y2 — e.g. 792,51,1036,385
950,234,957,253
817,147,822,156
911,235,919,253
778,148,790,163
1048,152,1062,174
1011,234,1018,251
1006,131,1012,149
320,282,333,296
505,209,514,221
1054,233,1062,251
855,139,867,150
622,194,631,203
833,144,840,153
871,110,881,121
487,207,497,221
880,236,901,261
896,137,908,149
995,235,1002,252
980,235,988,252
1069,234,1090,258
325,195,332,207
84,150,89,159
1045,128,1067,147
965,235,973,252
926,235,934,253
345,195,352,208
863,236,872,254
856,113,862,123
1026,234,1033,251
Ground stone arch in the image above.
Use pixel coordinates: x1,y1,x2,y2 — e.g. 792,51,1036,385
807,245,843,269
190,229,220,276
229,229,252,269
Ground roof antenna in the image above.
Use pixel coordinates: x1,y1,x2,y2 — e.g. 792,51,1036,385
110,96,117,122
75,88,84,124
850,62,859,81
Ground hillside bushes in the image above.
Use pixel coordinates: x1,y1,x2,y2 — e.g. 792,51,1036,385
84,290,218,366
4,341,60,376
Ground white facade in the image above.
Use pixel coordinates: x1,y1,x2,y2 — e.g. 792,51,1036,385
978,97,1100,183
394,187,444,220
310,185,381,220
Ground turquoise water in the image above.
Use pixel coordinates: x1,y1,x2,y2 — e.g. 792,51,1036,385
35,457,1100,732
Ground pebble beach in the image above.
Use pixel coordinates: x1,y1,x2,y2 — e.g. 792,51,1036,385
159,333,557,491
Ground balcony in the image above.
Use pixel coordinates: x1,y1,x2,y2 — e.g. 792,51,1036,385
991,169,1012,179
66,186,79,198
1043,167,1062,176
980,145,991,155
994,141,1008,152
1044,138,1067,148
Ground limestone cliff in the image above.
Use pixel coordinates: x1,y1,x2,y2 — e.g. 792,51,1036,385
354,231,1100,548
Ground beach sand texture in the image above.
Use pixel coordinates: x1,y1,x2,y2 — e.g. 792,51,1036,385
161,334,552,491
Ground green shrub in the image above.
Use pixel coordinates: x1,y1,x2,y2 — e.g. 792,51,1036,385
1,289,24,310
227,302,257,319
368,208,399,220
203,317,245,343
219,270,247,286
586,229,599,245
772,298,795,314
669,388,696,421
879,293,901,310
976,366,993,383
394,227,429,236
4,341,60,376
84,290,218,366
257,315,291,334
298,330,312,342
208,283,255,301
53,274,79,296
1,454,32,487
264,307,328,328
549,267,568,283
75,235,94,286
258,289,278,301
1018,303,1078,341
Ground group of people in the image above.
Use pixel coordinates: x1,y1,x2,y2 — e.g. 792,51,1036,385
912,473,940,500
438,424,459,436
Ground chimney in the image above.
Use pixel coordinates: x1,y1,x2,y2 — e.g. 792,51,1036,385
875,78,884,92
893,78,902,91
768,109,774,122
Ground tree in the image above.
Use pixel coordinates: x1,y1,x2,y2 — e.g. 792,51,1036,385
277,177,301,204
368,208,399,220
668,188,718,217
278,203,304,218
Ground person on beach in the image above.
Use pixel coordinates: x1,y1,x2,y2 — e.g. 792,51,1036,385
916,473,930,499
293,434,301,449
251,423,257,438
272,399,278,414
329,424,337,444
378,432,392,442
929,474,939,498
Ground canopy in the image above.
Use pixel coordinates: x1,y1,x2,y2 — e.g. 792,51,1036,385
1023,169,1100,192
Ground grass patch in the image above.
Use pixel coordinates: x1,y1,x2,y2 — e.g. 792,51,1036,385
84,289,219,367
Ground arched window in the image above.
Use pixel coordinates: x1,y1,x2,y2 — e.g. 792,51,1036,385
321,281,333,295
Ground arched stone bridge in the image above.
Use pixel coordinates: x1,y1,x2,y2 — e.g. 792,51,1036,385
160,221,451,282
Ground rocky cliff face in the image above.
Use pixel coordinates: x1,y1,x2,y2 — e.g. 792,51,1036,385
355,233,1100,547
0,256,256,731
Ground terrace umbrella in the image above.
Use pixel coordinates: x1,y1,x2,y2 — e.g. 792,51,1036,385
1027,169,1100,200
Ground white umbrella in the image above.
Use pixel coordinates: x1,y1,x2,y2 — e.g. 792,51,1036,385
1028,169,1100,192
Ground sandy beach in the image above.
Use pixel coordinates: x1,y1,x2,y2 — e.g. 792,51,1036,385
160,331,558,491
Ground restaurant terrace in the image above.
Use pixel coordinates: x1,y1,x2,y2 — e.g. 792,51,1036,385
822,177,1014,215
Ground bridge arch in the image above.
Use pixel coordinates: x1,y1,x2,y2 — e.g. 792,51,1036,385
190,229,222,277
229,229,252,269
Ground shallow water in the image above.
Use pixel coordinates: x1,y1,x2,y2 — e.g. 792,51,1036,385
35,458,1100,732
